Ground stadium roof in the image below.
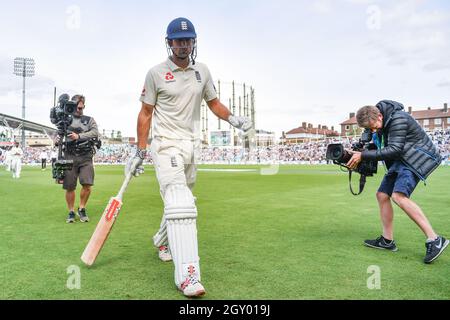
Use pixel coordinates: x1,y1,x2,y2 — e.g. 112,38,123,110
0,112,57,135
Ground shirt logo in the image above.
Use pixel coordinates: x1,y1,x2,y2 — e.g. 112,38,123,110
141,87,146,96
195,71,202,83
170,156,178,167
165,72,175,82
181,21,188,30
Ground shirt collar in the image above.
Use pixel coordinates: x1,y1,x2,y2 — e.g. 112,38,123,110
166,57,194,72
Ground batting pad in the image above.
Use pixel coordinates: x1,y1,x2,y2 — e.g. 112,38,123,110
163,184,200,287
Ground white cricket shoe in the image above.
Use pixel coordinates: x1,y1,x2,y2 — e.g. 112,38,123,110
180,276,206,297
158,245,172,262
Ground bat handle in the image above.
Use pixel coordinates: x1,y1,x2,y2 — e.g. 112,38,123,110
117,173,133,201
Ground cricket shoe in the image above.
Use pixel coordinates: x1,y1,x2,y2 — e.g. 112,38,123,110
424,236,449,264
66,211,76,223
364,236,398,252
77,208,89,222
158,245,172,262
179,276,206,298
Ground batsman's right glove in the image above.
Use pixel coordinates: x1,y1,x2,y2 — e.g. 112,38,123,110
125,149,146,177
228,115,252,133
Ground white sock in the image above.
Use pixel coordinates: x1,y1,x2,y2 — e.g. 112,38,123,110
426,236,439,243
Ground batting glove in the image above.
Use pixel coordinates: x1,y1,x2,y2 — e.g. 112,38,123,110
125,149,145,177
228,115,252,133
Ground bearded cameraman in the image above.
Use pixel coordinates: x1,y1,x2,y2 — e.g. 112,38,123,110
346,100,447,264
60,94,99,223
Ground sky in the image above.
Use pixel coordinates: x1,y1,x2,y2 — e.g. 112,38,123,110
1,0,449,139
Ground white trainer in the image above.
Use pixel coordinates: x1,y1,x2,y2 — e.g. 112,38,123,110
180,276,206,297
158,245,172,262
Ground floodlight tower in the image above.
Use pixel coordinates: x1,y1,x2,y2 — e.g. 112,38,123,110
13,57,35,148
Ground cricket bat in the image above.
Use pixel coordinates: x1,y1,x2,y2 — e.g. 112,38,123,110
81,173,133,266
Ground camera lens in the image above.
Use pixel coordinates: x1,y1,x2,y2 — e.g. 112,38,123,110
332,148,342,159
326,144,345,161
64,103,76,114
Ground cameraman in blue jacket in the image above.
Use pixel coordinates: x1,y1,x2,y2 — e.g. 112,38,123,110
347,100,447,264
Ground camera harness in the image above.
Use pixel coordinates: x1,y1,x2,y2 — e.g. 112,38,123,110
66,116,100,157
338,164,366,196
348,170,367,196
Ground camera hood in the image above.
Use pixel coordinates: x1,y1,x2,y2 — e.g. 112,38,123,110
326,143,345,161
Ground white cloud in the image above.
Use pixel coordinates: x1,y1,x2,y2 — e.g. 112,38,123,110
437,80,450,88
311,0,333,14
423,62,450,72
345,0,373,4
366,1,450,69
406,10,449,28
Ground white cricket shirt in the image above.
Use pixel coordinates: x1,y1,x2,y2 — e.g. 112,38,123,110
139,58,217,140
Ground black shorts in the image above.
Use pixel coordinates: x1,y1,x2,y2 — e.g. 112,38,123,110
63,154,95,190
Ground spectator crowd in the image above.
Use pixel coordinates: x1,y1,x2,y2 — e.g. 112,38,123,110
2,130,450,166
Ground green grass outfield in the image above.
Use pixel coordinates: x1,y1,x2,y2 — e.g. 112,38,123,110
1,164,449,300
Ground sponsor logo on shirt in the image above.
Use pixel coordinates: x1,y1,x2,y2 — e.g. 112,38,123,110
165,72,175,83
141,87,146,97
170,156,178,167
195,71,202,83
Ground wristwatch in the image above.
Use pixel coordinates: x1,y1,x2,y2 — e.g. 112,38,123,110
136,148,147,160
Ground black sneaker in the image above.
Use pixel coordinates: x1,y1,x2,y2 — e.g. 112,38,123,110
78,208,89,223
66,211,76,223
424,236,449,264
364,236,398,252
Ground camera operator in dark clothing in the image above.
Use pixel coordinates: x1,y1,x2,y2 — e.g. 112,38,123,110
62,94,99,223
346,100,447,264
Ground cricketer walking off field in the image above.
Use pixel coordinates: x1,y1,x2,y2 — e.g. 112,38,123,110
4,147,12,172
10,143,23,179
126,17,252,297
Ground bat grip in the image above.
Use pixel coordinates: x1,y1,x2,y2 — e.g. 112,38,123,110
117,173,133,200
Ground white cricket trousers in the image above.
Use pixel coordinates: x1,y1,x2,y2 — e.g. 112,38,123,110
11,158,22,178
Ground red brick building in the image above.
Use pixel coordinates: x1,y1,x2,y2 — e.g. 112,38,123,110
282,122,339,144
340,103,449,136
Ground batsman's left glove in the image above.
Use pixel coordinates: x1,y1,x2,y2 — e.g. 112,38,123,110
125,149,146,177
